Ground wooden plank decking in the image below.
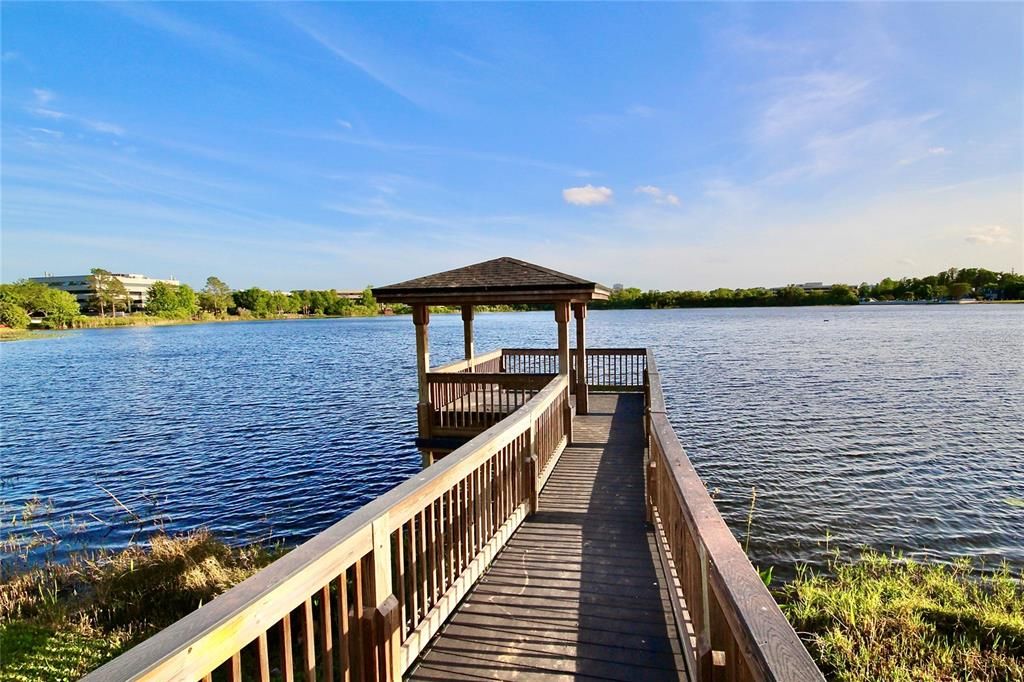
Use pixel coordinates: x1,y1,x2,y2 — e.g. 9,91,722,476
407,393,687,681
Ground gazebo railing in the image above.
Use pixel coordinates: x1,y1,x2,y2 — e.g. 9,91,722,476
432,348,647,393
426,372,554,434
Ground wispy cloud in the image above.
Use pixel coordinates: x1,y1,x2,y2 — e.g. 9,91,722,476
109,3,263,67
757,71,871,140
898,145,951,166
635,185,680,206
26,89,124,136
965,225,1013,245
282,9,429,109
581,104,658,132
275,128,593,177
563,185,613,206
32,88,56,104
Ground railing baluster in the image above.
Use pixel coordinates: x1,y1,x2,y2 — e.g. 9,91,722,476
336,573,350,682
320,585,334,682
258,632,271,682
302,597,316,681
280,611,294,682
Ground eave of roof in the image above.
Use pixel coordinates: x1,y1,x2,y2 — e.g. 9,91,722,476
372,257,610,304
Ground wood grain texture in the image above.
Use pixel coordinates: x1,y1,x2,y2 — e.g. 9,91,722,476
407,394,687,682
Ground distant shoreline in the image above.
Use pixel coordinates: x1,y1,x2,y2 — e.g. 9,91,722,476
5,299,1021,342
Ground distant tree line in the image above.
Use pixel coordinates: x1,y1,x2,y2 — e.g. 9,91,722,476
594,267,1024,310
0,270,379,328
855,267,1023,302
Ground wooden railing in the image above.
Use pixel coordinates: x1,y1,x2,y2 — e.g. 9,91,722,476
643,351,824,681
500,348,561,374
585,347,646,390
429,348,503,374
426,372,554,435
83,375,571,682
497,347,647,391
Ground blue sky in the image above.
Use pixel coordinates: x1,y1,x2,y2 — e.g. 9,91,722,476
2,2,1021,290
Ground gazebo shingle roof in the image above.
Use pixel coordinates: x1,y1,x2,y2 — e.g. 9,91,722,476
373,257,610,305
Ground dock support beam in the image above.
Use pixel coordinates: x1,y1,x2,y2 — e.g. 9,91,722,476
462,305,474,370
573,303,588,415
414,305,432,466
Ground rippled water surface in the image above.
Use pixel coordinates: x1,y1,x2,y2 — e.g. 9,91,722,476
2,307,1021,573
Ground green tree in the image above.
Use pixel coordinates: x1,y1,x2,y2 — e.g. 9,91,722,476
0,301,31,329
37,289,82,328
108,277,130,315
146,281,182,316
775,285,807,306
200,276,232,315
360,286,376,310
233,287,272,317
948,282,973,299
176,284,199,317
88,268,118,317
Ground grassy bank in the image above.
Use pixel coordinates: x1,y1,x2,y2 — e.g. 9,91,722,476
0,531,281,681
778,550,1024,681
3,534,1021,681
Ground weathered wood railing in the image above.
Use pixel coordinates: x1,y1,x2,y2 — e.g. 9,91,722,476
83,374,571,682
499,347,647,390
426,372,553,435
643,351,824,681
430,348,503,374
501,348,561,374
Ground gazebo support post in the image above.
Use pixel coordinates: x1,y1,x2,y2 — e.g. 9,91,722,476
573,303,589,415
414,304,432,466
462,305,474,370
555,303,570,375
555,302,573,444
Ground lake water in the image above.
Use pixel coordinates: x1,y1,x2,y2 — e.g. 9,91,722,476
2,307,1022,576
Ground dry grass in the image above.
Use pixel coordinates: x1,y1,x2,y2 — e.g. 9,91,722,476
0,530,282,681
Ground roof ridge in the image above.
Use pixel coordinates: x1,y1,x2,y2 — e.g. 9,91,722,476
501,257,588,285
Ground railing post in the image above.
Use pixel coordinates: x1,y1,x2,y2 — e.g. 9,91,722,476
573,303,589,414
362,515,401,681
562,384,573,446
526,424,540,514
414,305,432,467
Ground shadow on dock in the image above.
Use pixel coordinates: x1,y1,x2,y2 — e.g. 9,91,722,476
407,394,686,681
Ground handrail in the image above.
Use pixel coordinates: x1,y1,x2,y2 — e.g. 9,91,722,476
85,374,571,682
644,356,823,681
430,348,503,374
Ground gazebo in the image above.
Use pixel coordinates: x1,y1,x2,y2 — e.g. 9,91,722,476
373,257,610,463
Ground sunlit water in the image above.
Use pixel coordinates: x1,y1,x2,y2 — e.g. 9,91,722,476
2,307,1021,576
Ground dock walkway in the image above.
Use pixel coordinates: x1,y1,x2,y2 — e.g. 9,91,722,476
408,394,686,681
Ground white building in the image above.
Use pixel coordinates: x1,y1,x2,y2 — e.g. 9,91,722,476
29,273,181,311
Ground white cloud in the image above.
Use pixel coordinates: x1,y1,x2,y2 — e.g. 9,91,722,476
30,107,67,120
25,88,124,136
33,89,56,104
758,71,871,140
626,104,656,118
336,119,353,129
635,185,680,206
899,145,951,166
85,120,125,135
563,185,613,206
965,225,1013,245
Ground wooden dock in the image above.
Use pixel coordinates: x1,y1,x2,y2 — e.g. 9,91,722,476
409,394,686,681
85,258,823,682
